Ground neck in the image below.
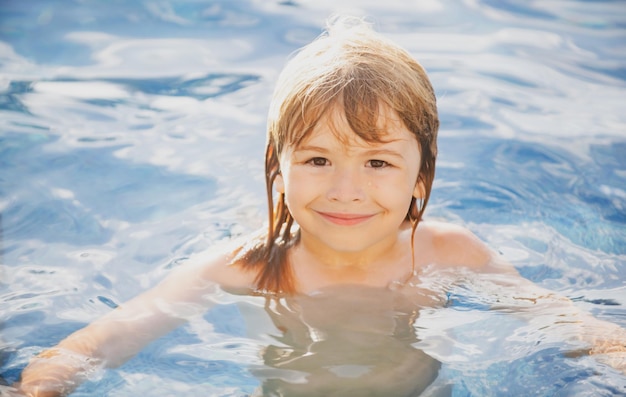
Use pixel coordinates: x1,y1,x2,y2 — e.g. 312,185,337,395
290,229,412,291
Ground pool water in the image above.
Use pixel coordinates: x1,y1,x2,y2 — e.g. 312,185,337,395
1,0,625,396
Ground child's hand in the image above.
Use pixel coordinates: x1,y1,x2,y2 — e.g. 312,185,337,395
0,384,26,397
15,348,103,397
590,343,626,375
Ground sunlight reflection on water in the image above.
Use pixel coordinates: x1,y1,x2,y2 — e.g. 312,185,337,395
1,0,625,395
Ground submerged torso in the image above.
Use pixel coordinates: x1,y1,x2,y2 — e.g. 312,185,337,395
251,283,446,396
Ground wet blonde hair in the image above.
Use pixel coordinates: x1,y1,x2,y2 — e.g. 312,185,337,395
241,16,439,294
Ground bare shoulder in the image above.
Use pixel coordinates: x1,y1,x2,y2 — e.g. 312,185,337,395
415,220,494,269
150,235,256,299
182,237,260,292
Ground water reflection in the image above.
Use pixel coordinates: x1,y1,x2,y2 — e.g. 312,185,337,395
1,0,625,395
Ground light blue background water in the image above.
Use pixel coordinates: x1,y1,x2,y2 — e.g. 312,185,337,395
1,1,625,396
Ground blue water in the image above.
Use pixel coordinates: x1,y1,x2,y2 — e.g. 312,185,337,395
1,1,626,396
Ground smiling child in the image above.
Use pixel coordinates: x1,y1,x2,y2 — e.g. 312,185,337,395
15,15,626,397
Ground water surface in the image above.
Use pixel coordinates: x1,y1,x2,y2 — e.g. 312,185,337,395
1,1,625,395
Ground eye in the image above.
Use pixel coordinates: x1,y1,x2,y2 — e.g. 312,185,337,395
367,159,390,168
306,157,329,166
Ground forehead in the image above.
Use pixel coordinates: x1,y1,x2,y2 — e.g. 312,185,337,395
297,102,416,148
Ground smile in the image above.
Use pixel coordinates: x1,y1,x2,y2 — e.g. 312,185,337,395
316,211,376,226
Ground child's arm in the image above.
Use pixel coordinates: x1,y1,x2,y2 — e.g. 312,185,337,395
15,247,255,397
430,222,626,374
483,261,626,373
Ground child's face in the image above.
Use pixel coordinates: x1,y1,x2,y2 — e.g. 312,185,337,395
275,104,423,255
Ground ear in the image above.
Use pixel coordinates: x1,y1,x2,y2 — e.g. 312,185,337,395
413,178,426,199
274,172,285,194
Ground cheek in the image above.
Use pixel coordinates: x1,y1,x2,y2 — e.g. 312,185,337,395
281,170,310,205
370,176,416,209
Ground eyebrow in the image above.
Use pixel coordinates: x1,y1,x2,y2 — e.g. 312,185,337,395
294,145,406,159
293,145,329,154
362,148,405,159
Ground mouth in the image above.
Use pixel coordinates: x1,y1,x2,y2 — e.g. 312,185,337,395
316,211,375,226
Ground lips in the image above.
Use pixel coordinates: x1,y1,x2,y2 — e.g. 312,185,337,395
316,211,375,226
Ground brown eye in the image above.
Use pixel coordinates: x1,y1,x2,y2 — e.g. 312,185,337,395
307,157,328,166
368,159,389,168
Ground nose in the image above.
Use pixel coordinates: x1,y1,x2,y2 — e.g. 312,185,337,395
326,167,366,202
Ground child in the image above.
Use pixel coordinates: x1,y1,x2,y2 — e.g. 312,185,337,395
14,16,626,397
